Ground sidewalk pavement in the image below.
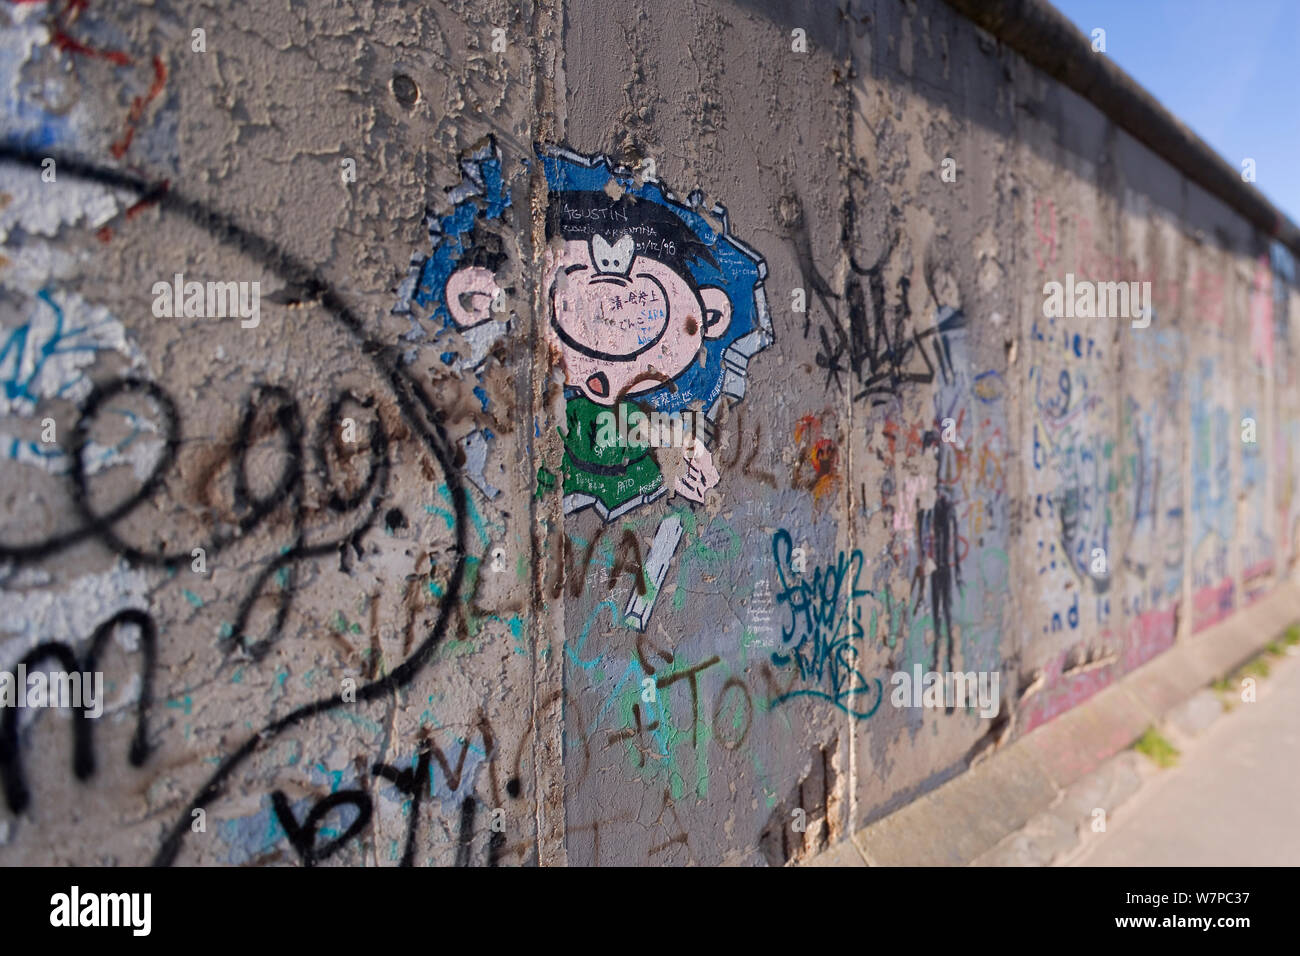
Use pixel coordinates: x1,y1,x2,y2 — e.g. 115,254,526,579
1068,646,1300,866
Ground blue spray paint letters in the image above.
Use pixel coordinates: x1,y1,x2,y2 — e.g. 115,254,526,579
768,530,883,720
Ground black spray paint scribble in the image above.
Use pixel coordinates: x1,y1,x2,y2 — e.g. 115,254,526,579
0,608,156,814
0,144,468,866
790,180,963,409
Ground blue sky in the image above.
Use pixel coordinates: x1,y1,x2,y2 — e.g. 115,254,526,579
1051,0,1300,225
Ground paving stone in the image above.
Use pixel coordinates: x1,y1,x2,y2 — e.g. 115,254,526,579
1164,689,1225,739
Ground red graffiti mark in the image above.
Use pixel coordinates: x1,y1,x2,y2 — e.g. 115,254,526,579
811,438,836,473
125,178,170,219
792,414,840,504
52,29,131,65
42,1,167,162
794,414,821,444
903,421,924,459
89,181,168,244
880,418,898,460
810,438,838,494
50,0,132,66
110,55,167,159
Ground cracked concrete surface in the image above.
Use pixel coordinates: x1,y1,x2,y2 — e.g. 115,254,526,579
0,0,1298,866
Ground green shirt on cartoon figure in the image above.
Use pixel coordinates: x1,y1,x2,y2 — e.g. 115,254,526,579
536,395,666,520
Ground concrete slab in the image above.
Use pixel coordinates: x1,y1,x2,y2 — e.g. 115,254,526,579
857,743,1058,866
810,583,1300,867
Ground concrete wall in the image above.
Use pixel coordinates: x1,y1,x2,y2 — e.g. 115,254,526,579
1,0,1296,865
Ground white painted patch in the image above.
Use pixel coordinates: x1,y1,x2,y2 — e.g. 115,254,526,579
624,514,684,630
0,561,153,662
0,177,123,241
0,290,142,414
0,284,153,474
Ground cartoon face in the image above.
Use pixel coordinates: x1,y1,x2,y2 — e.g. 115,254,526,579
544,235,732,404
443,265,500,329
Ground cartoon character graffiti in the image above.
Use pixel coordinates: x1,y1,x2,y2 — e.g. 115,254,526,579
534,146,772,626
392,137,514,498
416,142,771,628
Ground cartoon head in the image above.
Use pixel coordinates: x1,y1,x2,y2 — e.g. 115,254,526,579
538,145,773,422
395,137,512,343
543,190,733,405
441,220,508,330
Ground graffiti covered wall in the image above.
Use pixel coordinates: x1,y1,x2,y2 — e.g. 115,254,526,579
1,0,1297,865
